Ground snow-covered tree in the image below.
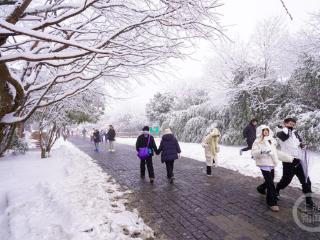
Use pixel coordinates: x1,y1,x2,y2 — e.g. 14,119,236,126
173,87,209,110
290,54,320,110
112,113,147,135
29,86,104,158
0,0,224,156
146,92,174,125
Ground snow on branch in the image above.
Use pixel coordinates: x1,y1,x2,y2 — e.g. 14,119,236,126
0,0,224,128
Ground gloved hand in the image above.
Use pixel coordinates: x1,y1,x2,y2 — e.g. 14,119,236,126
292,158,300,167
282,127,289,135
300,143,306,149
202,143,208,148
264,136,272,141
261,150,271,155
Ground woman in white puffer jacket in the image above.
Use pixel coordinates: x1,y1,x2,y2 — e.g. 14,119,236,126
252,125,293,212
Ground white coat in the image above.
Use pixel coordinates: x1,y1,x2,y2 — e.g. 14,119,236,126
252,125,293,167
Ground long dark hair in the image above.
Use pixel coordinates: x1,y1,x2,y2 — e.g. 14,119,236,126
260,128,270,143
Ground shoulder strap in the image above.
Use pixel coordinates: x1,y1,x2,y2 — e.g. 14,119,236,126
146,134,151,147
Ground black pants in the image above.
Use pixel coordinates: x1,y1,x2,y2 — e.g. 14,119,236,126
276,161,312,195
165,161,174,179
140,157,155,179
258,169,277,206
241,139,254,152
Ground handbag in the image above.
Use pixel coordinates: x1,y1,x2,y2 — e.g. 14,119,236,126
137,135,151,160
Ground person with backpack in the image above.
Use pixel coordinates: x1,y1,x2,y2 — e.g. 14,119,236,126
240,118,258,155
93,129,101,152
157,128,181,183
275,117,315,209
202,128,221,176
136,126,158,184
107,125,116,152
252,125,294,212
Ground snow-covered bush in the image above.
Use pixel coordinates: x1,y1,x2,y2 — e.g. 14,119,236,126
182,116,208,142
146,92,174,125
296,111,320,151
9,134,28,155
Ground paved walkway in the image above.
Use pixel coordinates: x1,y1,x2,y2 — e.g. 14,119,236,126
70,137,320,240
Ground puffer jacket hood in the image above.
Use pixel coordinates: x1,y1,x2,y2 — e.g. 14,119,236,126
162,133,175,141
256,124,274,139
209,128,220,138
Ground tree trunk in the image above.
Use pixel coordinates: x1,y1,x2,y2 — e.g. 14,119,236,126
0,0,33,46
0,0,33,157
39,130,47,159
0,124,15,157
41,148,46,158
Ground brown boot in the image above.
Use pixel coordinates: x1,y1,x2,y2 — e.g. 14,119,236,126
270,205,280,212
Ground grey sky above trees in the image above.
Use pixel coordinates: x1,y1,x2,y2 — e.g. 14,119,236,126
107,0,320,116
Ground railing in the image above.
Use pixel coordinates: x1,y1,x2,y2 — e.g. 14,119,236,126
116,131,160,138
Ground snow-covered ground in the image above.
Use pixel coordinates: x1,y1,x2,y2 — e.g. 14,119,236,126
0,139,153,240
117,137,320,194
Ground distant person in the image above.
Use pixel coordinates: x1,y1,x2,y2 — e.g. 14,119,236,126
202,128,221,176
252,125,294,212
240,118,258,155
107,125,116,152
100,130,104,143
157,128,181,183
104,130,109,143
136,126,158,184
93,129,101,152
275,118,315,209
90,129,95,142
82,128,87,138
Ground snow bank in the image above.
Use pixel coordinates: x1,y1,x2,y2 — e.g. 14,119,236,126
117,137,320,194
0,139,154,240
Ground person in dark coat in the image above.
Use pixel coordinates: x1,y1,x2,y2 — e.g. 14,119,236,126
157,128,181,183
275,117,315,209
104,131,109,144
136,126,158,183
240,118,258,155
107,125,116,152
93,129,101,152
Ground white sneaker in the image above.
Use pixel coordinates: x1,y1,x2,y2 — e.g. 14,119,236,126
111,149,115,152
270,206,280,212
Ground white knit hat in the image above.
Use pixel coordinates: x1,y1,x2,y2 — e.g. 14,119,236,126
163,128,172,135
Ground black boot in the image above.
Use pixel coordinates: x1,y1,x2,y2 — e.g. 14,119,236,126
305,197,319,211
256,185,266,195
275,185,280,197
206,166,212,176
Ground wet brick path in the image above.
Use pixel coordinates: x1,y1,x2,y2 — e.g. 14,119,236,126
70,137,320,240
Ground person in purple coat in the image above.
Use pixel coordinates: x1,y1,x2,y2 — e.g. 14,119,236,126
157,128,181,183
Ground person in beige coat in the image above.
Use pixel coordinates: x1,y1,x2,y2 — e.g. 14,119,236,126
202,128,221,176
252,125,294,212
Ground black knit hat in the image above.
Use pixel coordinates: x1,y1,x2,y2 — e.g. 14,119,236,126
284,117,297,123
142,126,149,131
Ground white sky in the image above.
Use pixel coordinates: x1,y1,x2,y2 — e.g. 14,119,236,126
105,0,320,119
